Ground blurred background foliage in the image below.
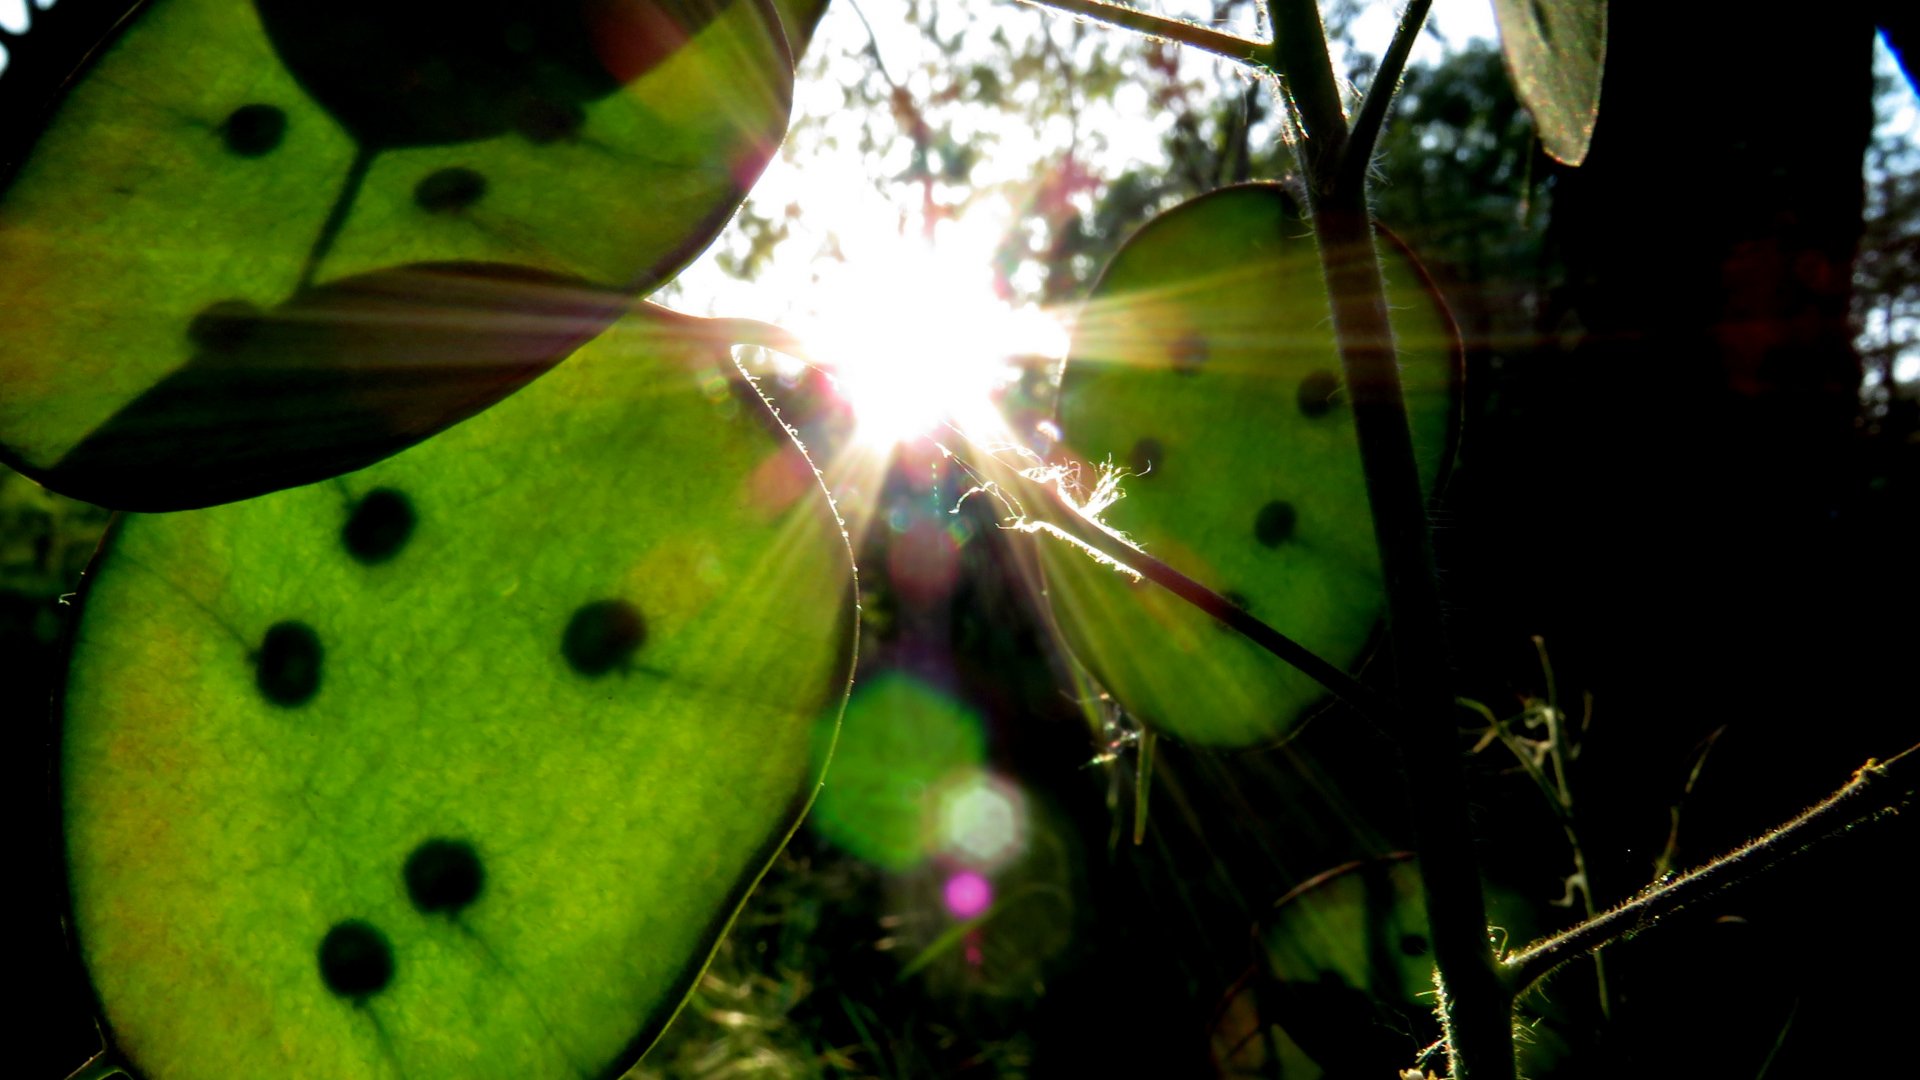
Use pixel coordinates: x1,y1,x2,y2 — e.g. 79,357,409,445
15,1,1919,1077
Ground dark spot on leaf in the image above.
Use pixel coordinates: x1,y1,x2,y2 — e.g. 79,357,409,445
415,167,487,212
1221,590,1251,613
1298,370,1340,418
1128,437,1163,476
187,300,264,354
563,599,645,676
318,920,393,999
256,621,322,707
219,104,287,156
514,98,586,143
1169,333,1208,376
1254,500,1296,547
1400,933,1430,957
404,838,485,915
343,488,416,564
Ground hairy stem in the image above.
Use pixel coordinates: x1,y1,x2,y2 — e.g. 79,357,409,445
1503,744,1920,997
1319,198,1511,1080
1269,0,1511,1073
1268,0,1348,190
1335,0,1433,194
1013,0,1274,72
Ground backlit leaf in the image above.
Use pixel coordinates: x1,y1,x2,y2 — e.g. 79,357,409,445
60,303,856,1079
1043,183,1458,746
0,0,794,509
1492,0,1606,165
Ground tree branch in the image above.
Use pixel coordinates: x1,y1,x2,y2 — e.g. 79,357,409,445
1012,0,1275,73
1335,0,1433,195
1502,743,1920,997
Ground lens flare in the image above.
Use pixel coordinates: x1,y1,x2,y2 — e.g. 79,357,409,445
943,870,993,920
937,771,1026,872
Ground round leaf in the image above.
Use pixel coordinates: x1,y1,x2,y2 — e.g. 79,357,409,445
1044,183,1459,746
60,304,856,1079
0,0,794,508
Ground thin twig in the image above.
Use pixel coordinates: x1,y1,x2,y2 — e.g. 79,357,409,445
1502,744,1920,997
1458,697,1564,822
1655,724,1728,878
63,1051,124,1080
844,0,901,86
1335,0,1433,195
1012,0,1275,73
1528,638,1609,1017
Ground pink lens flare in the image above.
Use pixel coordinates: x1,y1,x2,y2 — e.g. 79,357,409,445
943,870,993,920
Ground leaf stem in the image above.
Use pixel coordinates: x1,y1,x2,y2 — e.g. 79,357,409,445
1013,0,1275,72
1335,0,1433,195
296,143,375,291
939,429,1398,727
1028,473,1400,725
1502,744,1920,997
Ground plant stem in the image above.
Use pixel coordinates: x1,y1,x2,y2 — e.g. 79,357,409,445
1014,0,1275,72
1268,0,1347,191
1335,0,1433,195
1503,743,1920,996
1270,0,1512,1073
1133,727,1156,845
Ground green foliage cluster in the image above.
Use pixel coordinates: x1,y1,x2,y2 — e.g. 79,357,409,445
5,1,1916,1078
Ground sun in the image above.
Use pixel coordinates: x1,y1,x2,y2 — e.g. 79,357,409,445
789,204,1066,450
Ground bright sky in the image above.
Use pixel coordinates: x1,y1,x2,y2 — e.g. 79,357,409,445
670,0,1501,449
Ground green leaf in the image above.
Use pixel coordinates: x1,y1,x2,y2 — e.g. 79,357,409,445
60,303,855,1079
1043,184,1458,746
0,0,794,509
1252,856,1439,1077
1492,0,1606,165
1236,858,1560,1078
772,0,834,58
